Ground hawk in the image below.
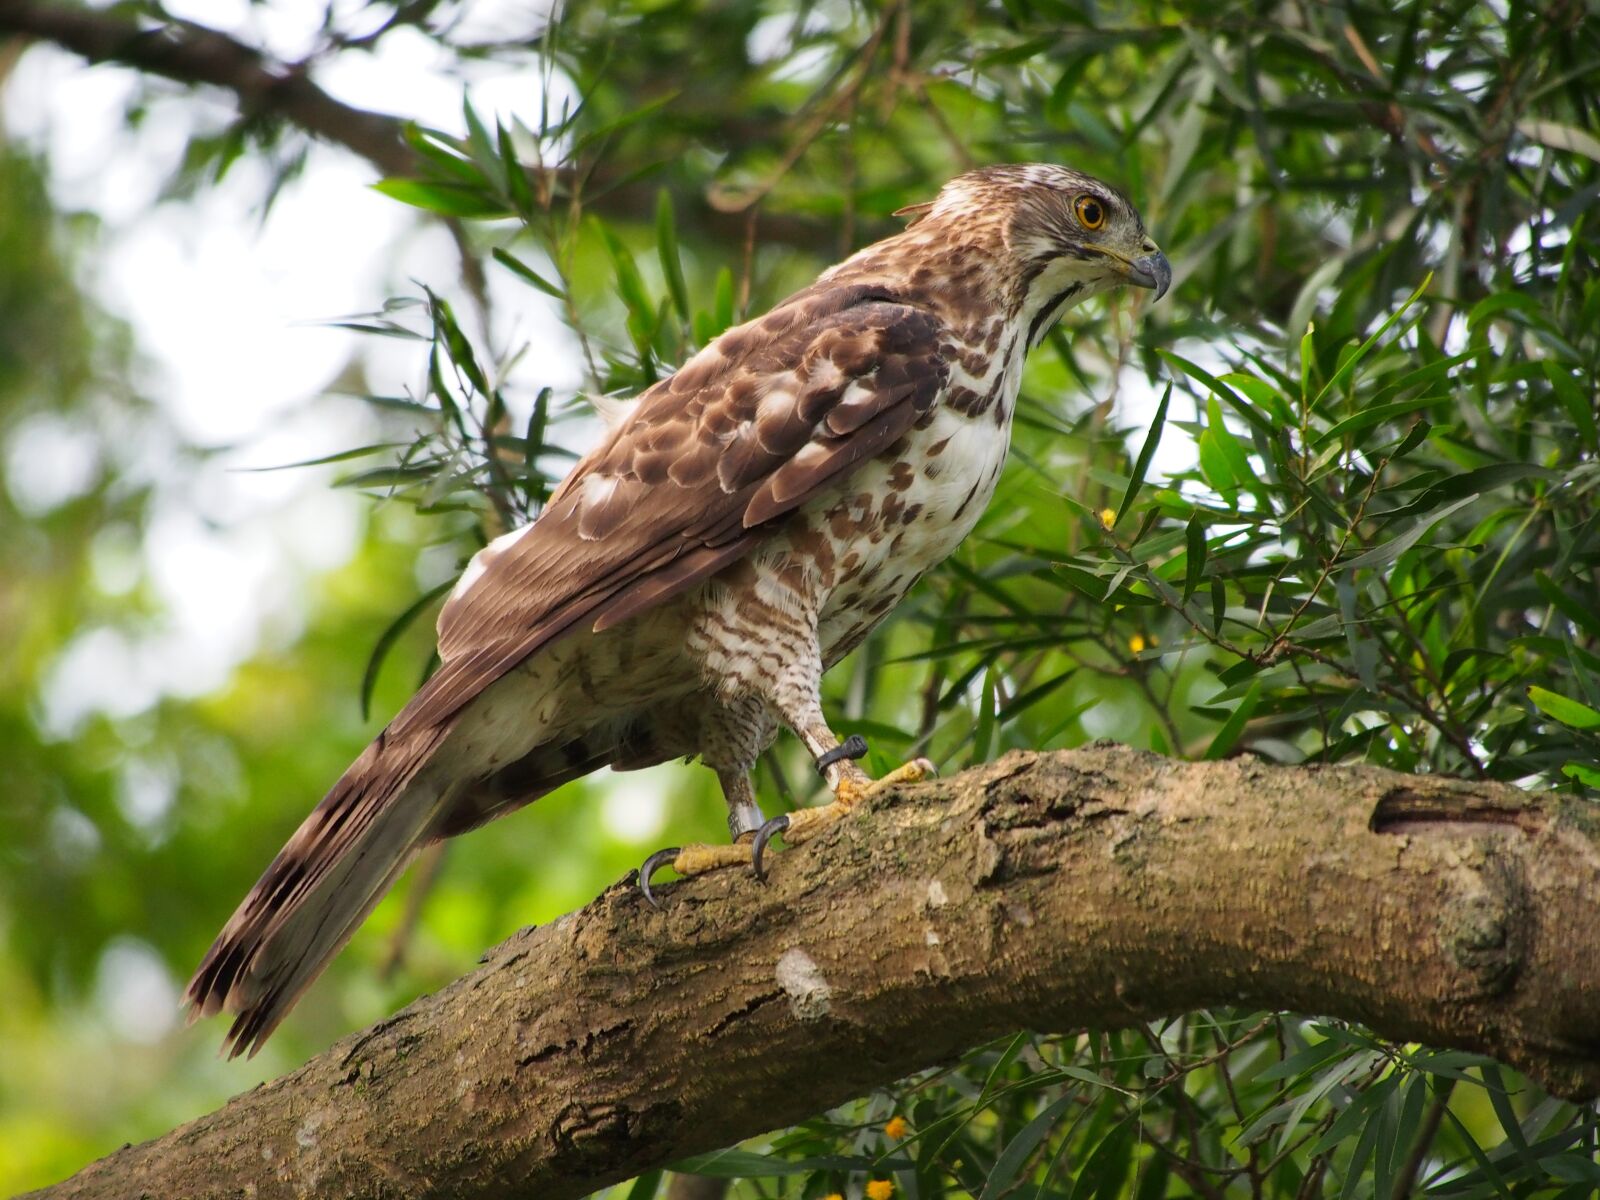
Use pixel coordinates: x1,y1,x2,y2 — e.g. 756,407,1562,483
187,163,1170,1056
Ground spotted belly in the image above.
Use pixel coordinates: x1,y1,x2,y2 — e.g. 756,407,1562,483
786,403,1013,666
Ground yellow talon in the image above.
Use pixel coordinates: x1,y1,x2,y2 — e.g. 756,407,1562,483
833,757,935,807
865,757,934,796
642,756,938,902
672,842,753,875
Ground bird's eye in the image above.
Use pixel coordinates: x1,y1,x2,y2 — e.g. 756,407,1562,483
1074,195,1106,230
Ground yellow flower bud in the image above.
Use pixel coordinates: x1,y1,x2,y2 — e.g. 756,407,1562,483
1129,634,1147,654
866,1181,895,1200
1099,507,1117,530
884,1115,910,1139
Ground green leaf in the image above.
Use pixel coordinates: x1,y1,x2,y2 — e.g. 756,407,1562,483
655,189,691,324
1219,371,1293,424
1392,418,1432,459
1536,570,1600,641
1563,763,1600,787
979,1093,1074,1199
402,124,487,185
597,222,655,332
1313,273,1432,408
1528,686,1600,730
714,266,736,333
372,178,509,217
1314,395,1446,448
1115,381,1171,524
1205,396,1257,500
1204,679,1261,759
492,247,566,299
237,442,406,472
1182,516,1206,603
334,463,440,490
428,292,488,396
1544,360,1599,450
1197,427,1236,495
1338,493,1479,572
1299,320,1318,404
360,579,456,720
973,668,999,765
1067,1116,1137,1200
497,123,536,218
461,95,498,177
1159,351,1274,434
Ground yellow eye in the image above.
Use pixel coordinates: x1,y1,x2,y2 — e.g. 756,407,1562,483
1074,195,1106,230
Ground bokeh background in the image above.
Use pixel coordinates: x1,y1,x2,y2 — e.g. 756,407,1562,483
3,1,1597,1196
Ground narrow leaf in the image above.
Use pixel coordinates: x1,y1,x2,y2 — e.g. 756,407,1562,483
979,1093,1075,1200
373,178,508,218
1338,493,1479,572
492,247,566,298
361,579,456,720
1183,516,1207,603
1204,679,1261,759
656,189,691,324
1528,686,1600,730
1115,381,1171,524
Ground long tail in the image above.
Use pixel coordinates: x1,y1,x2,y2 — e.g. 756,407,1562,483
184,722,454,1058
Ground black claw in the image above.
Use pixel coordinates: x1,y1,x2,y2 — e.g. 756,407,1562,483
639,847,681,909
816,734,870,774
751,815,790,881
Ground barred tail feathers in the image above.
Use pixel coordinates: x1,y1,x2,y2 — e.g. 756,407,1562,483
184,724,453,1058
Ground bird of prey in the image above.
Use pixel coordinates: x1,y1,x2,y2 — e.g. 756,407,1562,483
186,163,1170,1057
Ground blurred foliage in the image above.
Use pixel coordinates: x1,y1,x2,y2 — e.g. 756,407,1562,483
3,0,1598,1196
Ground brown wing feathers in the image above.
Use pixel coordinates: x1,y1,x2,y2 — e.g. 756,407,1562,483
186,290,948,1054
421,293,947,731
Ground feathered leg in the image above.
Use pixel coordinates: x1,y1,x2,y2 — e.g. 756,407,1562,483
638,628,931,904
638,696,772,906
747,647,933,873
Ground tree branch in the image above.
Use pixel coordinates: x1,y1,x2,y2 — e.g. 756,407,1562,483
26,744,1600,1199
0,0,850,252
0,0,417,176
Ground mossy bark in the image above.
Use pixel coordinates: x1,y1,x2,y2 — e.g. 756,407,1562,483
29,745,1600,1200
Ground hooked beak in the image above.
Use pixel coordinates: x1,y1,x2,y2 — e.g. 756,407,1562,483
1126,249,1172,302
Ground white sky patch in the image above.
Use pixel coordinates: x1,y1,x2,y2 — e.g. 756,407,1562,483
597,768,670,843
316,25,467,131
4,413,102,516
48,806,101,867
94,937,179,1044
89,523,144,597
96,154,413,446
117,757,178,834
1110,360,1199,483
40,628,164,735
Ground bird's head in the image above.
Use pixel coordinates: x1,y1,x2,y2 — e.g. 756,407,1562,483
902,163,1170,345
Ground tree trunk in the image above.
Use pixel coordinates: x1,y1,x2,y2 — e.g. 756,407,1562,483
26,744,1600,1200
